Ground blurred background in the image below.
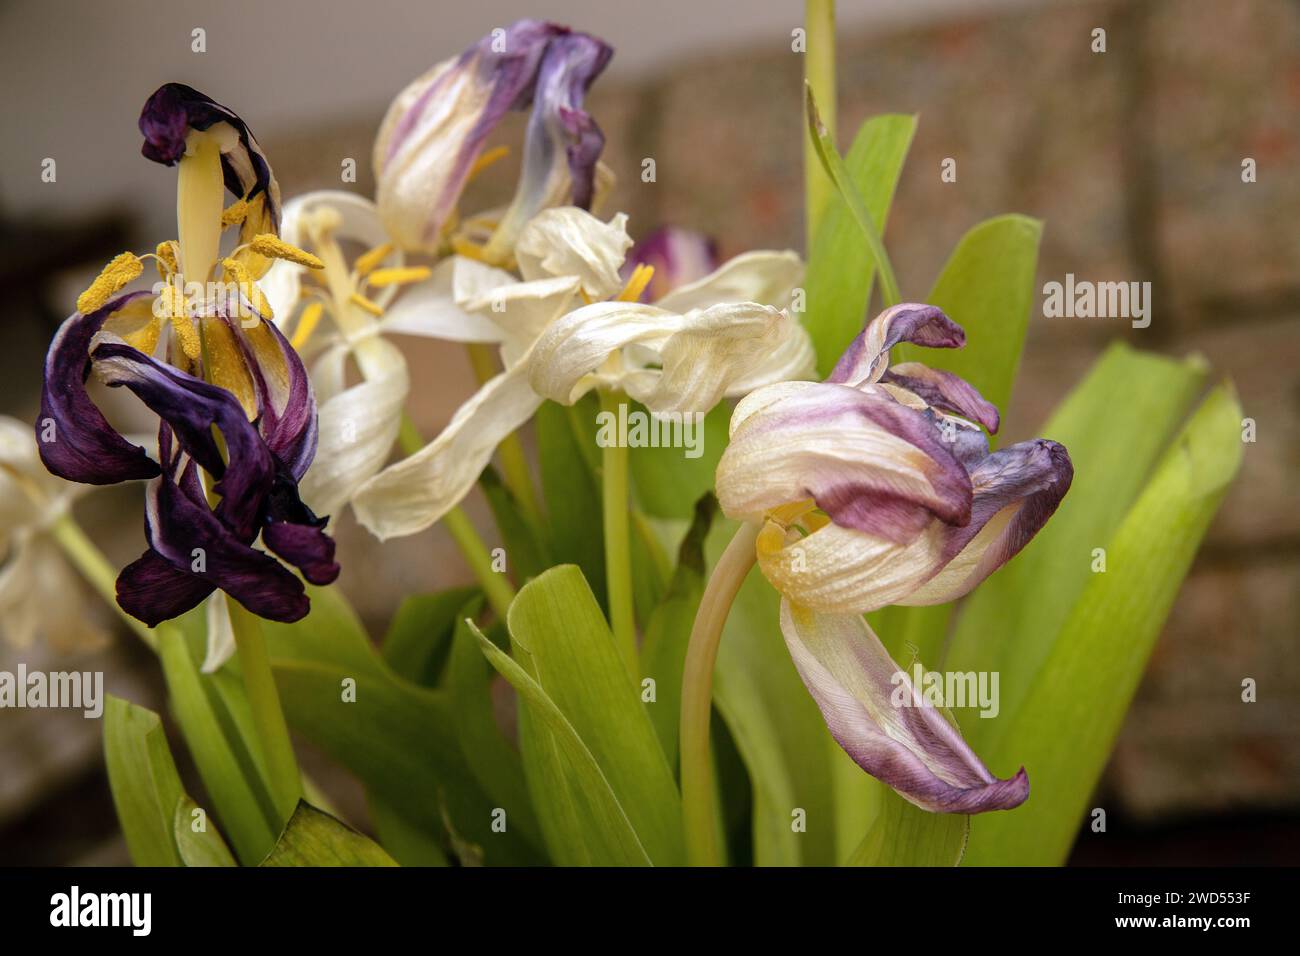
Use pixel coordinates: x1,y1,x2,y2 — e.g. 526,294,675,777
2,0,1297,864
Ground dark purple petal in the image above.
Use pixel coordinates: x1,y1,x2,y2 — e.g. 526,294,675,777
899,439,1074,606
116,547,215,627
828,304,966,388
139,83,280,233
781,601,1030,814
622,226,720,302
37,293,161,485
262,462,339,586
884,361,1000,433
228,316,317,481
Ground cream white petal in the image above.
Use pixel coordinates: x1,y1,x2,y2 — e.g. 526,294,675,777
724,318,816,397
351,361,543,540
201,593,236,673
655,249,803,313
0,531,106,651
514,207,631,298
378,257,509,344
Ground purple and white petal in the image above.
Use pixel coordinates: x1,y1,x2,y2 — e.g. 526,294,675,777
37,293,161,485
883,361,1000,434
622,226,719,302
827,304,965,388
781,600,1030,814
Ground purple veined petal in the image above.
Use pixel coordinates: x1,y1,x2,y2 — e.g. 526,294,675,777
37,292,161,485
780,599,1030,813
622,226,720,302
883,361,1000,434
827,304,966,389
139,83,281,236
898,438,1074,607
374,20,563,252
116,547,217,627
482,29,614,257
717,382,972,543
226,314,318,481
89,334,275,542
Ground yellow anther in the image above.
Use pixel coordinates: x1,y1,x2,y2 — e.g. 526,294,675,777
468,145,510,182
290,301,324,350
367,266,432,288
221,257,273,322
616,264,655,303
76,252,143,314
349,292,385,317
449,235,493,263
353,241,395,278
247,233,325,269
220,198,250,228
155,241,179,279
157,285,202,361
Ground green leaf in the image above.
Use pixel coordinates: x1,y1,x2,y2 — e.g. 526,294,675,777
892,214,1043,417
846,785,969,866
947,344,1210,750
804,113,916,375
480,465,551,581
640,496,715,769
368,797,449,867
503,565,686,864
102,695,187,867
381,587,478,687
260,801,398,867
536,397,606,604
469,619,652,865
707,519,840,866
174,796,237,867
966,382,1243,865
628,399,731,520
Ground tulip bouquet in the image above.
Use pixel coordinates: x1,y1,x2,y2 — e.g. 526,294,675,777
16,6,1242,868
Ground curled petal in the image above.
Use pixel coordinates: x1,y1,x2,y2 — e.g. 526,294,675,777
379,257,515,344
351,362,543,539
725,321,817,397
514,208,631,299
483,31,614,258
202,594,236,673
883,362,1000,434
718,381,971,541
116,547,218,627
263,467,340,587
899,439,1074,606
828,304,965,388
230,315,318,481
780,600,1029,813
373,20,562,253
655,249,803,314
623,226,719,302
37,293,161,485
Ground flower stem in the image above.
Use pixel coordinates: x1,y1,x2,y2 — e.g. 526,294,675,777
48,511,156,651
226,595,300,821
466,343,546,533
598,389,638,677
804,0,837,252
680,522,759,866
398,411,515,622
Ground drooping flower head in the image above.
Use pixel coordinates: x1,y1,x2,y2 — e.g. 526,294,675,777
372,19,613,262
716,304,1074,813
37,84,338,633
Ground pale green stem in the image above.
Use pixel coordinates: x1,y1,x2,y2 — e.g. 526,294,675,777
227,595,301,821
599,389,638,677
680,523,759,866
804,0,837,251
398,412,516,622
48,511,156,651
465,343,545,532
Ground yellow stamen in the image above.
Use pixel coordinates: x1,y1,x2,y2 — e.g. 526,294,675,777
76,252,143,314
353,241,395,279
157,284,202,361
221,257,273,322
155,241,179,279
768,498,817,527
449,235,493,263
349,292,384,317
467,145,510,182
290,301,324,350
616,264,655,303
247,233,325,269
220,197,250,228
367,266,432,288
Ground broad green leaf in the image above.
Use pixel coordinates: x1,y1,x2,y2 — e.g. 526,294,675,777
480,465,551,581
469,620,652,865
368,797,449,867
174,796,237,867
948,343,1210,752
965,383,1243,865
804,113,916,376
707,519,840,866
846,784,969,866
260,801,397,867
381,586,478,687
505,566,685,865
536,397,606,604
261,583,383,679
892,214,1043,416
102,695,186,867
640,496,715,770
628,399,731,520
